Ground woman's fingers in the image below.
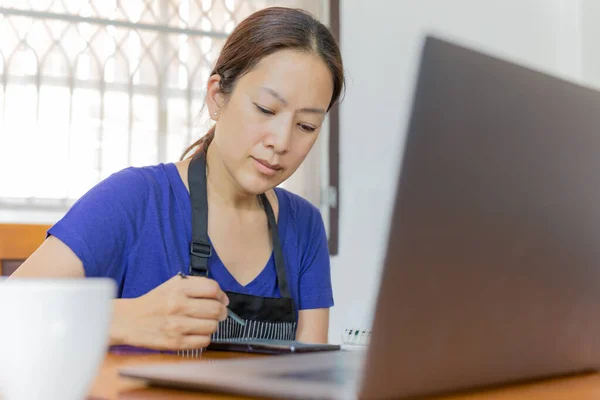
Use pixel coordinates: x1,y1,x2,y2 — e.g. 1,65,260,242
179,276,230,306
182,298,229,321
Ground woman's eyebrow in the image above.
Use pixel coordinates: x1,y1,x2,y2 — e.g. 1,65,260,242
261,86,326,114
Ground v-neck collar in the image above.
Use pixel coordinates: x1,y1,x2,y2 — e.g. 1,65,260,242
209,246,276,293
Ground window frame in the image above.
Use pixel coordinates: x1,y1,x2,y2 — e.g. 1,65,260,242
0,0,341,254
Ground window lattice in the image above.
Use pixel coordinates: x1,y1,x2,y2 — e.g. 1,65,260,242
0,0,325,210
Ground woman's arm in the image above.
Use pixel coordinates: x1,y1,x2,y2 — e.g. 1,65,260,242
10,236,85,278
10,236,129,346
296,308,330,343
11,236,131,346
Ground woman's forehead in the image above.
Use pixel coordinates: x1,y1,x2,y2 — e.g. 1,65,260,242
238,50,333,106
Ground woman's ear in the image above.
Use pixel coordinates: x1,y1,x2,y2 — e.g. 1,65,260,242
206,74,223,120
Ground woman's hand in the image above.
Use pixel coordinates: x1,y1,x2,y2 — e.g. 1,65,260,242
111,274,229,350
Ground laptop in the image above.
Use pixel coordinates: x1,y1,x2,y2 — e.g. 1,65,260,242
119,35,600,399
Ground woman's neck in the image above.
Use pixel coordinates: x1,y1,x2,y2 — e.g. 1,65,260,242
205,145,260,210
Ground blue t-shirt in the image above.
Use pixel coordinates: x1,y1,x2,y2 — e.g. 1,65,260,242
48,163,334,316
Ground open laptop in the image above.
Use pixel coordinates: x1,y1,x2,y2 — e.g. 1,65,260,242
120,35,600,399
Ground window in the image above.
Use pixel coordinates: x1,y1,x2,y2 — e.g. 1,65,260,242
0,1,340,253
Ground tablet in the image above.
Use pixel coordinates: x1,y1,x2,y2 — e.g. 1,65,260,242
207,339,341,355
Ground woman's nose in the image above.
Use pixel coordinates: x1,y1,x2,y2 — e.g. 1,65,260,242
265,121,292,154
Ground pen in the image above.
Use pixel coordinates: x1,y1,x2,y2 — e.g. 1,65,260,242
177,271,246,327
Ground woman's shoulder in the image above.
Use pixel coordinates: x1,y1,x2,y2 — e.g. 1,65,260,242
68,162,181,216
105,162,176,187
274,187,324,236
94,163,178,195
48,163,180,277
274,187,320,217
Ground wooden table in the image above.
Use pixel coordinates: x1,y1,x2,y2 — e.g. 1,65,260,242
89,350,600,399
89,350,264,400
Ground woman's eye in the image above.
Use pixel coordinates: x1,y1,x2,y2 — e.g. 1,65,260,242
299,124,316,133
255,104,275,115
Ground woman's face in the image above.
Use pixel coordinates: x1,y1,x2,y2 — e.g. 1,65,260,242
209,49,334,195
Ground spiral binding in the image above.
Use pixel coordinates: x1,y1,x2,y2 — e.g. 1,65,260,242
177,318,297,358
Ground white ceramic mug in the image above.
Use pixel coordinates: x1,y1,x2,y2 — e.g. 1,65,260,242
0,278,116,400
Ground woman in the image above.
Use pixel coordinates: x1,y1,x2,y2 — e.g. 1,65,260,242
12,6,344,351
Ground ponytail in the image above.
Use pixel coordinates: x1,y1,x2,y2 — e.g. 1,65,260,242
180,126,215,161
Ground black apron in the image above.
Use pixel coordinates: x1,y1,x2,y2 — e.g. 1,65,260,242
187,152,297,341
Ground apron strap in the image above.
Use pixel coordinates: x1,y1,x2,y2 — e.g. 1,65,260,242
260,193,291,299
188,153,211,276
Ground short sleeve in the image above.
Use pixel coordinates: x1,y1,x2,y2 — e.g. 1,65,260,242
47,167,149,279
297,207,334,310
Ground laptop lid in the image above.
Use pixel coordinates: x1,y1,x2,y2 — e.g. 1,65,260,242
358,35,600,399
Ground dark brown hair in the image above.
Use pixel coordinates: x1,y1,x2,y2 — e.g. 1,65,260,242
180,6,345,160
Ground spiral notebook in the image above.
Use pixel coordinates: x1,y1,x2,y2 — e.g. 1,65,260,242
207,328,373,354
110,328,371,356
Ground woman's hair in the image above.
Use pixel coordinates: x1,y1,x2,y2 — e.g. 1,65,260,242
180,6,345,160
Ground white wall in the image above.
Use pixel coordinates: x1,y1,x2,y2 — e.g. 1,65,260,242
581,0,600,89
329,0,590,343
